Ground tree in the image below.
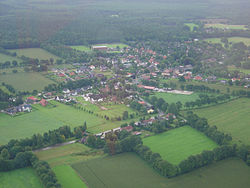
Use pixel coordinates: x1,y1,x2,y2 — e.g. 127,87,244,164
179,76,186,82
122,111,129,120
1,149,10,160
168,103,178,115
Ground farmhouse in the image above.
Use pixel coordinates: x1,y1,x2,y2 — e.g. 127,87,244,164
40,99,48,107
26,96,38,104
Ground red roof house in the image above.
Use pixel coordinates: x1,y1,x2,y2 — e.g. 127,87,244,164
121,125,133,132
40,99,48,106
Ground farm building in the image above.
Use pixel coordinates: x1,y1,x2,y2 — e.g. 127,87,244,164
92,46,108,51
40,99,48,106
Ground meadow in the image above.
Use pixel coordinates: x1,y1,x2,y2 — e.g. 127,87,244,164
0,53,22,62
0,101,106,145
204,24,248,30
228,66,250,74
72,152,250,188
205,37,250,46
53,165,87,188
153,92,200,105
8,48,60,60
143,126,218,165
0,168,43,188
0,72,55,91
194,98,250,145
35,143,103,167
70,45,92,52
184,23,198,31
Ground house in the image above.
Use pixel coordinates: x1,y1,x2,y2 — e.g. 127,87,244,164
92,46,108,51
121,125,133,132
40,99,48,107
194,76,203,81
147,109,154,114
26,96,38,104
63,88,70,94
22,104,32,112
132,131,142,136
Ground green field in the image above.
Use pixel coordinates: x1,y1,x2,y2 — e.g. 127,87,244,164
70,45,92,52
185,23,198,31
8,48,60,60
72,152,250,188
0,72,55,91
35,143,103,167
204,24,248,30
205,37,250,46
143,126,218,165
0,53,22,62
53,165,87,188
153,92,200,105
228,66,250,74
194,98,250,145
0,101,107,145
0,168,43,188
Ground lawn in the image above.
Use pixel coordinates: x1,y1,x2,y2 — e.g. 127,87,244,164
204,24,248,30
0,101,106,145
70,45,92,52
0,72,55,91
205,37,250,46
143,126,218,165
35,143,103,167
0,53,22,62
0,168,43,188
71,153,250,188
53,165,88,188
184,23,198,31
193,98,250,145
8,48,61,60
153,92,200,105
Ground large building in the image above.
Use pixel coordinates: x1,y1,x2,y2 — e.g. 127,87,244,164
92,46,108,51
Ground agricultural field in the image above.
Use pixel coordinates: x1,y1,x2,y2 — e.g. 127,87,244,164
0,72,55,91
70,45,92,52
0,53,22,62
143,126,218,165
194,98,250,145
0,168,43,188
153,92,200,105
53,165,88,188
0,101,107,145
72,152,250,188
205,37,250,46
8,48,61,60
35,143,103,167
184,23,199,31
204,24,248,30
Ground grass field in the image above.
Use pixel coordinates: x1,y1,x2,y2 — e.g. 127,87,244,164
8,48,60,60
0,101,106,145
143,126,218,165
53,165,88,188
153,92,200,105
72,152,250,188
194,98,250,145
184,23,198,31
0,72,55,91
0,53,22,62
204,24,248,30
70,45,92,52
35,143,103,167
228,66,250,74
0,168,43,188
205,37,250,46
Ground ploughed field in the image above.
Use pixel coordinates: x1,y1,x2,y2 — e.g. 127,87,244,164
71,153,250,188
193,98,250,145
143,126,218,165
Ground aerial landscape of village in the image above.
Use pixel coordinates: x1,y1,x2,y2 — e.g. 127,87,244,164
0,0,250,187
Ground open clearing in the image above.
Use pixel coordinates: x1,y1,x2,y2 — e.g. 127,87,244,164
8,48,60,60
35,143,103,167
205,37,250,46
0,168,43,188
185,23,198,31
72,153,250,188
153,92,200,105
0,53,22,62
0,72,55,91
53,165,87,188
204,24,248,30
0,101,106,145
228,66,250,74
194,98,250,145
143,126,218,165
